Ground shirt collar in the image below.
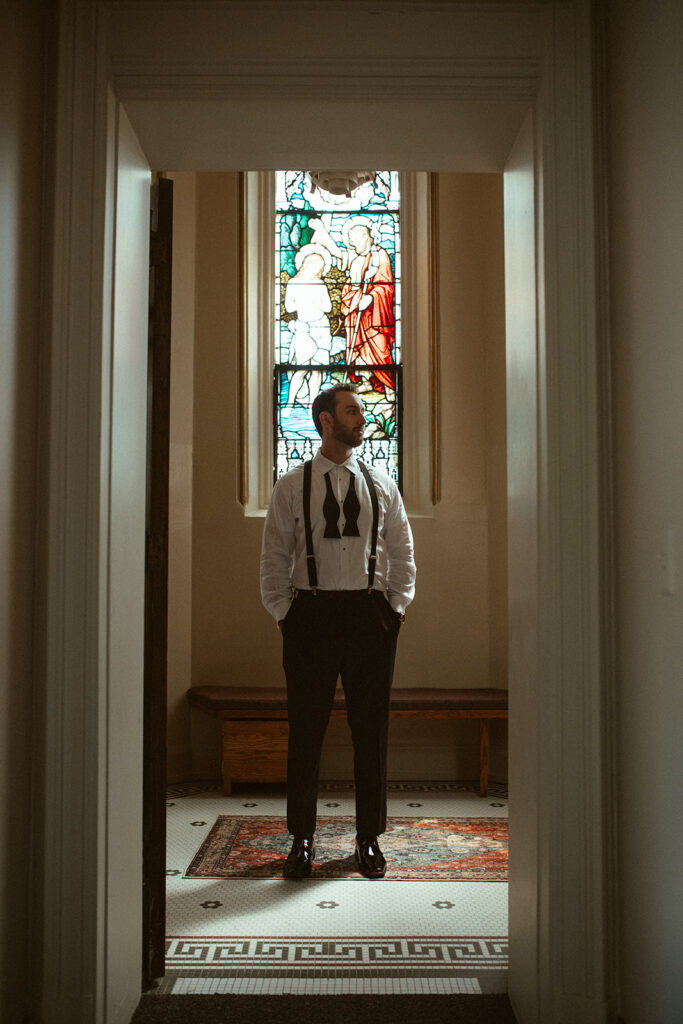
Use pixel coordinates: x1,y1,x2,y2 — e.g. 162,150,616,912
312,449,359,474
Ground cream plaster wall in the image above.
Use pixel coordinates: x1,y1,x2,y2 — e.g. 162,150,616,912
168,172,507,784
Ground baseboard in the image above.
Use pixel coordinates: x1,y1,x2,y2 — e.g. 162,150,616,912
166,777,508,796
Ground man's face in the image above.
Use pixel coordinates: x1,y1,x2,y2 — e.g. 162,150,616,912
329,392,365,447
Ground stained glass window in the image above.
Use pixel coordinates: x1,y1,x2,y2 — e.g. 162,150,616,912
274,170,402,484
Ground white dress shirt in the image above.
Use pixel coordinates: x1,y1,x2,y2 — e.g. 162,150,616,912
260,450,416,624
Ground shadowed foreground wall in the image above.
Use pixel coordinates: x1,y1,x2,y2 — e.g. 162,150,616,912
609,1,683,1020
0,2,48,1020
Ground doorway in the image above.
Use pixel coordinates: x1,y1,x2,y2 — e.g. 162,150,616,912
160,167,509,995
44,4,612,1022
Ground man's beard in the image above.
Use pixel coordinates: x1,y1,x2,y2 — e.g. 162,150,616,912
332,420,364,448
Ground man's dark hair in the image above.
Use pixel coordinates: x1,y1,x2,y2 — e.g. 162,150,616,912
311,384,358,436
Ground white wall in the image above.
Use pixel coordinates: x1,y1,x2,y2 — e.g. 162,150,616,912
609,2,683,1021
504,111,539,1024
101,104,150,1024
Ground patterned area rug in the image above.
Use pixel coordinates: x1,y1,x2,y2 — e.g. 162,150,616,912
185,816,507,881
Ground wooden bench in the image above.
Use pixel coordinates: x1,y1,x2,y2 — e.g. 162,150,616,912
187,686,508,798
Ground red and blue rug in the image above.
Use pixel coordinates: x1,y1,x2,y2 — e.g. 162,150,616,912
185,816,507,881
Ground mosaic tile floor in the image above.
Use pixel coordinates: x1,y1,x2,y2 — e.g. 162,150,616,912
162,782,508,996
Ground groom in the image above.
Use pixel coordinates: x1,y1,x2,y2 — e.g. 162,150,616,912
260,384,415,878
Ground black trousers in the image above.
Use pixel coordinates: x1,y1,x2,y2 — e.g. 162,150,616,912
281,589,401,839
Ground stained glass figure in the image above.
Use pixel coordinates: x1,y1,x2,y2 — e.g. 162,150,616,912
274,171,402,483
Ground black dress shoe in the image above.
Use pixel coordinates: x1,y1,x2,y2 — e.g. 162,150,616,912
355,837,386,879
283,836,315,879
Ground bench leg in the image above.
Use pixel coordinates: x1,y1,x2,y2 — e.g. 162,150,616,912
479,719,490,797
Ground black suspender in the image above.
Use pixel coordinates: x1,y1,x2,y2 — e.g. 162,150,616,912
358,461,379,592
302,460,318,592
302,459,379,594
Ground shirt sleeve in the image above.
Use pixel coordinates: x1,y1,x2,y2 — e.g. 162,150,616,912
260,476,297,623
382,482,416,615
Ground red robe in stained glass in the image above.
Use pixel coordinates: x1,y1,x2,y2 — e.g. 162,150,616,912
341,246,395,393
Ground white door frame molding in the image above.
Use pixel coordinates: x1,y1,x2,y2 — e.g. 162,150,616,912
43,3,614,1022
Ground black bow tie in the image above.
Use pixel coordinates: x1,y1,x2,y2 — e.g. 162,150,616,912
323,471,361,538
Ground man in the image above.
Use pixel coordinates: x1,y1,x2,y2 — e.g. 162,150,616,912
260,384,415,879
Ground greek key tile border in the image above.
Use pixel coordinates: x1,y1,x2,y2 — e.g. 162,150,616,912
165,935,507,971
160,934,508,995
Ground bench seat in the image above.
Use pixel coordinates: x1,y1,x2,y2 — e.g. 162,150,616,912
187,685,508,797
